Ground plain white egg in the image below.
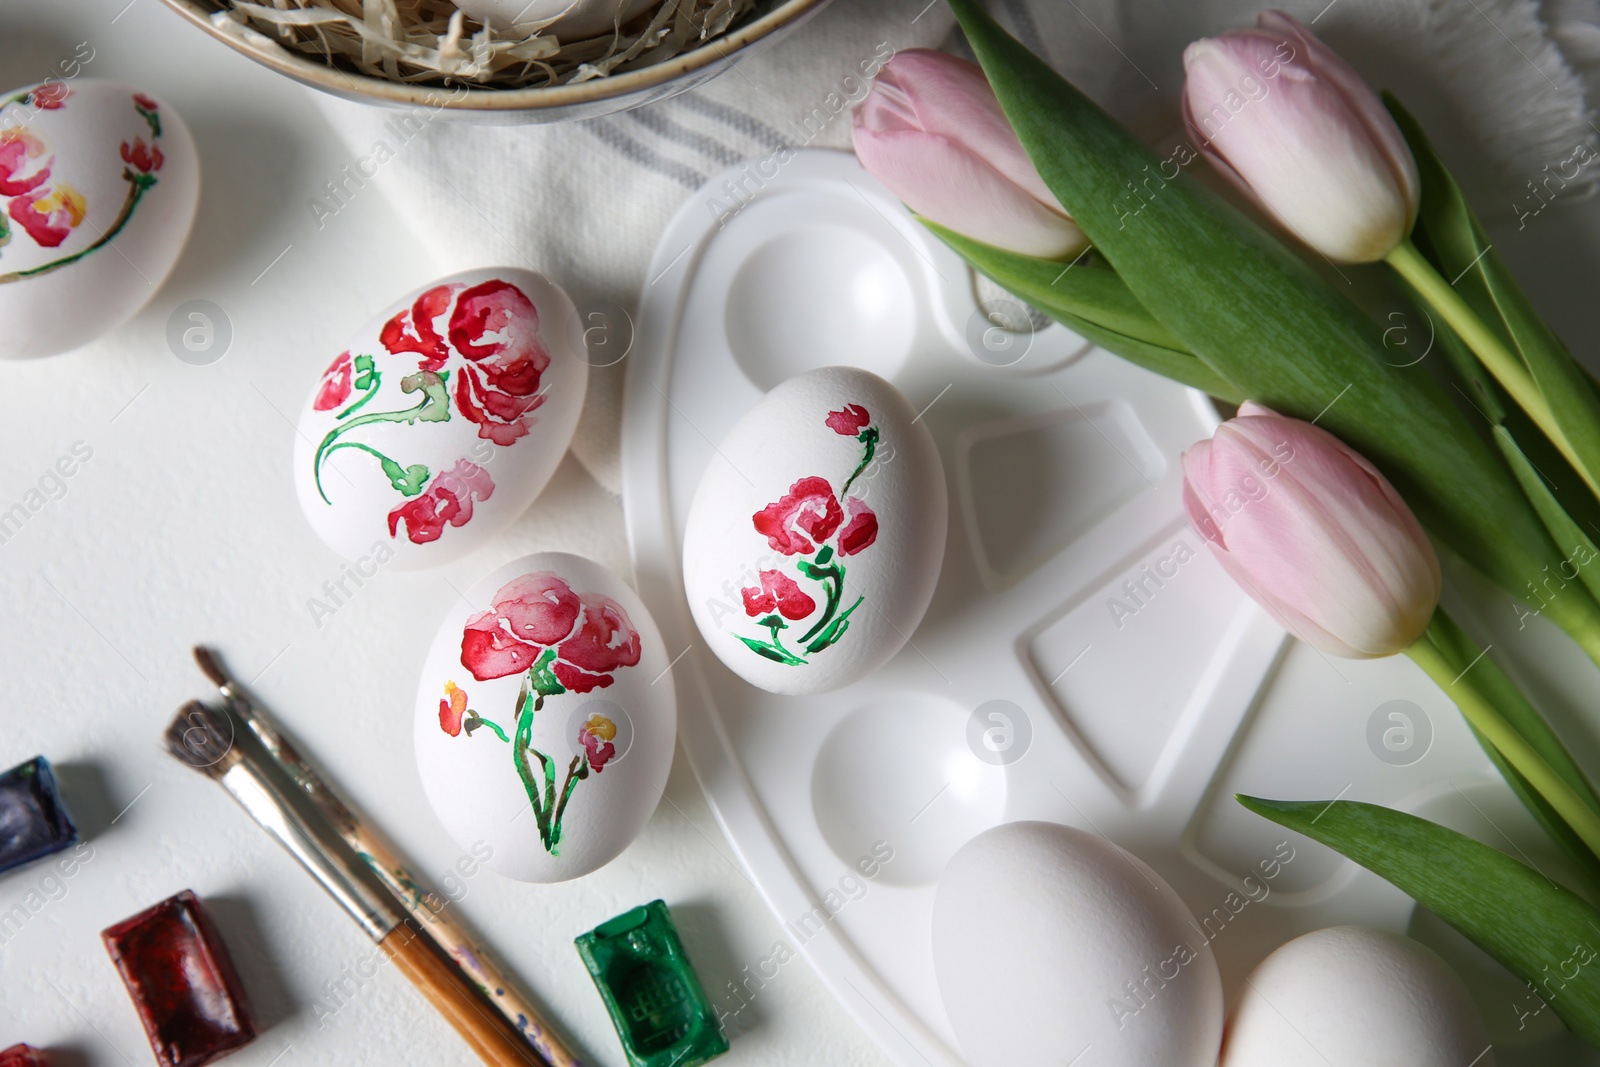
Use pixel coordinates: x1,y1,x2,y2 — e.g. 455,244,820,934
413,552,676,882
680,366,947,695
0,79,198,359
932,821,1224,1067
1222,925,1494,1066
451,0,658,39
292,267,586,569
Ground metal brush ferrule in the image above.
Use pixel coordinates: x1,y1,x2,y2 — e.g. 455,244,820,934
219,762,404,942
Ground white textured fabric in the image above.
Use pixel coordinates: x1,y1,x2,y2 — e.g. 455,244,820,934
311,0,1600,503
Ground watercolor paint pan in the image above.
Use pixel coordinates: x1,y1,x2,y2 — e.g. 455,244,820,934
102,889,257,1067
0,756,78,876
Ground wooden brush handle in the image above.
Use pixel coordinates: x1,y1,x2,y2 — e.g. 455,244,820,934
383,922,548,1067
350,838,580,1066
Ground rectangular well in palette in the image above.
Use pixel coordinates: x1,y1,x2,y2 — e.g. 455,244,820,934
101,889,257,1067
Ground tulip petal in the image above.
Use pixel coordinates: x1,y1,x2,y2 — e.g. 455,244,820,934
854,48,1088,260
1185,408,1439,658
853,127,1087,260
1181,13,1418,263
1245,433,1434,653
1256,11,1418,214
871,50,1066,213
1180,441,1224,545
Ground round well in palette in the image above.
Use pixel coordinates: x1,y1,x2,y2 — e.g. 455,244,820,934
810,694,1006,887
723,223,917,391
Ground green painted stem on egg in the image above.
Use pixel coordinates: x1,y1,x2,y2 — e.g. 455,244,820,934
805,595,862,655
533,747,559,854
337,382,382,420
310,371,451,504
471,714,509,743
511,692,565,857
548,757,586,854
796,558,844,646
840,425,878,499
316,441,412,489
0,171,150,286
736,625,808,665
762,617,807,664
512,698,545,823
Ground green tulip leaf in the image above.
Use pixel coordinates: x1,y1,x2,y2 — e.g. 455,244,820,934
1389,93,1600,506
925,222,1184,349
1047,306,1245,401
1239,795,1600,1044
926,222,1245,401
945,0,1576,640
1399,268,1600,593
1463,712,1600,906
1493,427,1600,611
1423,611,1600,898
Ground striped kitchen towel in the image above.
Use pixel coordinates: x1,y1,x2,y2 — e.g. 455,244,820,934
311,0,1600,497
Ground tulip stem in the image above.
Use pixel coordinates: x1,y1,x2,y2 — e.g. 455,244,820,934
1406,634,1600,862
1386,239,1597,497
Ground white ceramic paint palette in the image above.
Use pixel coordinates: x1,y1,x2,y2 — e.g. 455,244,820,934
621,151,1590,1065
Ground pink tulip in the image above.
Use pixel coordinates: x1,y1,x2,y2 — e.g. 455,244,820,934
1182,11,1418,263
1182,402,1440,657
853,49,1088,260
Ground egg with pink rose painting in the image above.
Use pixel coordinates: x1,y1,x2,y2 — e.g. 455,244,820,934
681,366,948,696
0,79,199,359
293,267,587,568
414,552,676,882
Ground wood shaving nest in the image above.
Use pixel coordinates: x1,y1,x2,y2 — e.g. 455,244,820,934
199,0,757,89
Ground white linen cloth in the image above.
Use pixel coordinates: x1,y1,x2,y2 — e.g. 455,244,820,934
311,0,1600,508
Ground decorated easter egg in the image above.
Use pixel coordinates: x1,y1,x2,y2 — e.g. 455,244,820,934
1222,926,1493,1066
293,268,587,568
681,367,946,696
414,552,676,882
933,821,1224,1067
451,0,658,39
0,80,198,359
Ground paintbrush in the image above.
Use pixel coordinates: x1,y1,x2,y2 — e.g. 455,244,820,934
191,648,581,1067
163,700,540,1067
192,648,580,1065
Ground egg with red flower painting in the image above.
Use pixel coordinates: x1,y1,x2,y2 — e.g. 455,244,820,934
414,552,676,881
0,79,198,358
293,268,587,568
681,366,947,695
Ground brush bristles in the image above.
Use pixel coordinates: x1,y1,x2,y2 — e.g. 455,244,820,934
193,646,230,689
164,700,243,778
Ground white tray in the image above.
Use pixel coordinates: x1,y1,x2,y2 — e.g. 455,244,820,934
621,149,1591,1065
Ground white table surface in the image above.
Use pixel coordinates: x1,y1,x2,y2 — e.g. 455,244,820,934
0,1,892,1064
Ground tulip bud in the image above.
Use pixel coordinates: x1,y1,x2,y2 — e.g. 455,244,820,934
1182,402,1440,657
1181,11,1418,263
852,49,1089,260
